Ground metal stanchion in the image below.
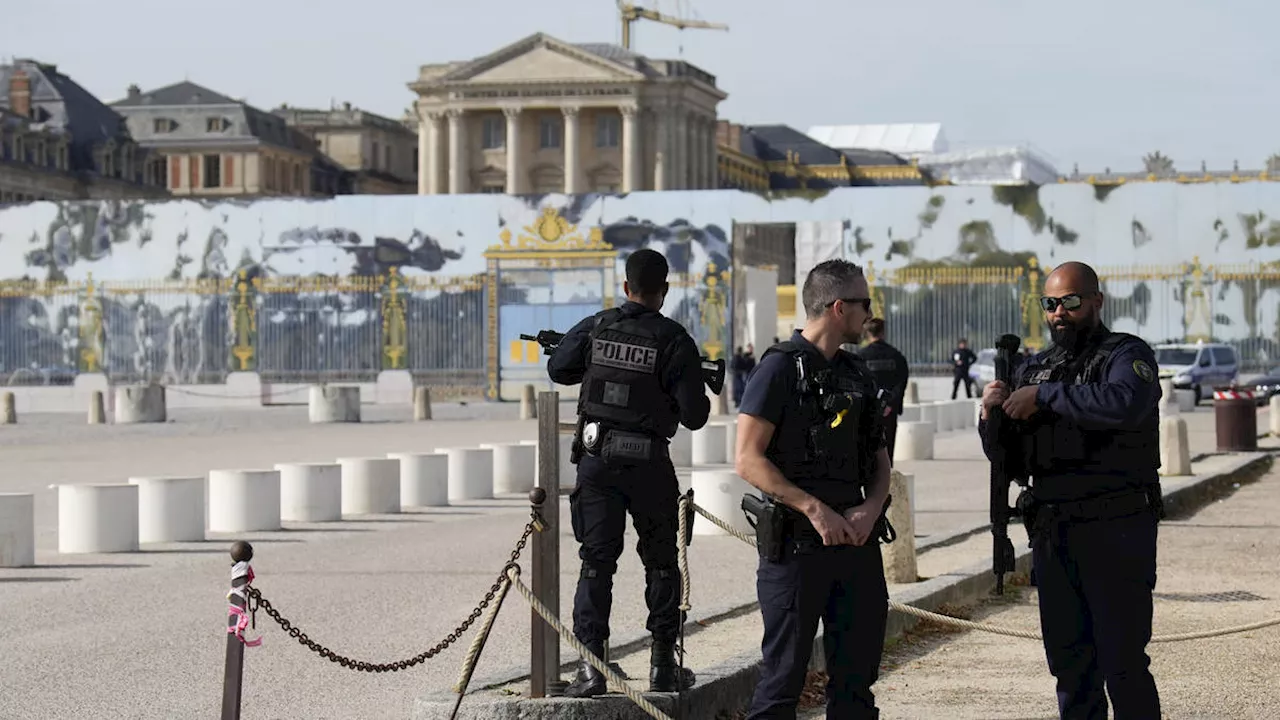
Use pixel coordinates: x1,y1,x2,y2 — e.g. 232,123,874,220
530,390,563,697
220,540,255,720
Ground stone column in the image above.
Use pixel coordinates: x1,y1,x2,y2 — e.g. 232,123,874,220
621,105,640,192
674,111,688,190
706,119,719,188
562,106,580,194
691,116,705,189
417,111,429,195
426,112,444,194
654,108,670,191
447,109,466,194
504,106,522,195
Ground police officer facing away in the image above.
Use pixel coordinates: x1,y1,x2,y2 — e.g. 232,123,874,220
546,248,711,698
856,317,910,464
736,259,892,719
979,261,1163,719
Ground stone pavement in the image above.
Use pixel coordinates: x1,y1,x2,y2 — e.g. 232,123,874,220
0,400,1253,719
802,450,1280,720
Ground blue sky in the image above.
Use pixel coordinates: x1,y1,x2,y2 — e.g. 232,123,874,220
3,0,1275,172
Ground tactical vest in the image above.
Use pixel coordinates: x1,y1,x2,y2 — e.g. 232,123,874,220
1015,331,1159,478
759,341,878,506
578,308,682,440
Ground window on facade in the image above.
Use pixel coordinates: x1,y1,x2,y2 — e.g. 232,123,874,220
481,116,504,149
384,145,391,173
203,154,221,188
293,164,303,193
153,118,176,133
372,140,380,170
540,116,561,149
206,117,228,132
479,184,505,194
595,115,620,148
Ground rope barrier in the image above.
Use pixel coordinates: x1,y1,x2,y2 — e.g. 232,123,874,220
686,499,1280,643
506,567,675,720
449,574,513,719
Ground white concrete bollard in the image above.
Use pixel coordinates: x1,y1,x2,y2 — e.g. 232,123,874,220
893,421,935,462
670,427,693,467
690,470,755,537
899,405,921,423
114,384,166,424
0,493,35,567
481,442,537,494
716,419,738,464
338,457,401,515
207,470,282,533
944,401,967,430
88,390,106,425
520,384,536,420
1159,416,1192,477
559,435,577,485
906,381,919,405
440,447,495,501
1158,380,1179,418
1,391,15,424
414,386,433,421
883,470,917,583
387,452,449,507
1175,389,1196,413
57,484,139,553
692,424,728,465
309,385,361,423
128,476,204,543
1272,395,1280,437
275,462,343,522
918,403,948,434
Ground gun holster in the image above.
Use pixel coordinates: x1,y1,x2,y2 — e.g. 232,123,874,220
875,494,897,544
682,489,695,547
1015,488,1040,543
741,494,787,562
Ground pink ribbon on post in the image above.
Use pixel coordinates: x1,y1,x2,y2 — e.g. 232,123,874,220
227,561,262,647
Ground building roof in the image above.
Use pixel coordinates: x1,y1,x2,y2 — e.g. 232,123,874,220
110,80,239,108
725,122,926,188
806,123,948,156
0,59,134,171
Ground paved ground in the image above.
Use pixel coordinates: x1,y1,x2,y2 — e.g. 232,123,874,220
0,400,1251,719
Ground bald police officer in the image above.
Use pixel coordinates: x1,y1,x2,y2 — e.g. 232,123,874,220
547,248,710,697
979,260,1163,719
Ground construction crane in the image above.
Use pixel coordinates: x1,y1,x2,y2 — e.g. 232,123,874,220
617,1,728,51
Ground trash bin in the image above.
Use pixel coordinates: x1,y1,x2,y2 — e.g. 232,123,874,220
1213,386,1257,451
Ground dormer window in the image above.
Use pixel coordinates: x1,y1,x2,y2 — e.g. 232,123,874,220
154,118,177,133
206,117,229,132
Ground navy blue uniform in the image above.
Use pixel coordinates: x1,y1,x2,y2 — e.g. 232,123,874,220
856,339,910,464
979,327,1163,719
547,301,709,653
740,331,888,720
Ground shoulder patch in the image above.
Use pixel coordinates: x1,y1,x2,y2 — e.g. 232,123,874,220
1132,359,1155,383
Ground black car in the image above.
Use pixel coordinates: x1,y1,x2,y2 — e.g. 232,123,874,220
1252,367,1280,405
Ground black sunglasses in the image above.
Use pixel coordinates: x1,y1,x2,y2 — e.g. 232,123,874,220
828,297,872,312
1039,293,1092,312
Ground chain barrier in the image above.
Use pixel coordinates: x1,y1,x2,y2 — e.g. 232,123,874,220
687,500,1280,643
241,512,540,673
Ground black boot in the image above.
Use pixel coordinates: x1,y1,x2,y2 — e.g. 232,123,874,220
648,640,696,692
563,641,608,698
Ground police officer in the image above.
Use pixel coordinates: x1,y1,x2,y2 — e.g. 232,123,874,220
951,338,978,399
979,260,1163,719
546,248,710,698
736,259,892,719
856,317,910,464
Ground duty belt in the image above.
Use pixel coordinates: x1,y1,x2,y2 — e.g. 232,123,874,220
579,420,669,463
1023,487,1161,547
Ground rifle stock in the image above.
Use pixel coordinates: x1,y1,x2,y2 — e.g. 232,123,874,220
989,333,1025,595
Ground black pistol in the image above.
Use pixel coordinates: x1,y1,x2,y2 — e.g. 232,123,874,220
520,329,566,356
741,493,786,562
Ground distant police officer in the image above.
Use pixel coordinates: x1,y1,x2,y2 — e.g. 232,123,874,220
979,261,1163,719
547,248,711,698
736,259,892,719
856,317,910,464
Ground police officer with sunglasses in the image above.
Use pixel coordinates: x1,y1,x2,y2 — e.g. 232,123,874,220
979,261,1164,720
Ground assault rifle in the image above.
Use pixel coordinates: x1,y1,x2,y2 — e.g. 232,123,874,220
989,333,1030,595
522,328,726,394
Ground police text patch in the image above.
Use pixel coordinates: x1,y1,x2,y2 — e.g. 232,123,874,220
592,338,658,373
1133,359,1155,383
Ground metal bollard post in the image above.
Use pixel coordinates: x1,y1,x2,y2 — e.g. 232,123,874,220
530,390,562,698
221,540,255,720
